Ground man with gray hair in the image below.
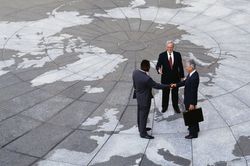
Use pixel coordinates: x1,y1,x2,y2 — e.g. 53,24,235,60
156,41,184,113
172,59,200,139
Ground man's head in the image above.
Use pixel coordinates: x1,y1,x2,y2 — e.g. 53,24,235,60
166,41,174,53
185,59,196,74
141,59,150,72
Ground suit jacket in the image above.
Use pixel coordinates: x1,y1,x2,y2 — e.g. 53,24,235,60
133,69,169,107
156,51,184,84
177,71,199,108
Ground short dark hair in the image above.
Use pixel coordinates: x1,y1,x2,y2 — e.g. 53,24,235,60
140,59,150,72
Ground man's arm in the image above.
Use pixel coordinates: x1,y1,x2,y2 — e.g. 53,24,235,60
156,54,163,74
176,79,186,88
178,53,184,79
189,77,199,106
147,77,169,90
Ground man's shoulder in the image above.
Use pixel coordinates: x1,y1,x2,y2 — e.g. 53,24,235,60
173,51,181,56
133,69,147,77
133,69,140,74
159,51,167,56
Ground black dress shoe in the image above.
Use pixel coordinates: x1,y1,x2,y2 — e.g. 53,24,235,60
146,127,152,131
175,109,181,114
185,135,198,139
140,134,154,139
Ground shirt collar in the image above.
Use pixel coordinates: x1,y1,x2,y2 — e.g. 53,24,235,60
139,69,149,75
189,70,196,77
167,51,173,57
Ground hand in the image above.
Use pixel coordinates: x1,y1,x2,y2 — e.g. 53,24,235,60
170,84,176,89
181,78,185,81
189,105,195,111
158,67,163,75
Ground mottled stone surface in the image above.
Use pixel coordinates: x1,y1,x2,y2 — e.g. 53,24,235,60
0,0,250,165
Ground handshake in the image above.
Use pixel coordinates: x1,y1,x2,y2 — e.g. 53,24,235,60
170,83,177,89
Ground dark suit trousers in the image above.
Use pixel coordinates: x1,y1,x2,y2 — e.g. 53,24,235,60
185,105,199,137
162,87,179,111
188,123,199,137
137,104,151,136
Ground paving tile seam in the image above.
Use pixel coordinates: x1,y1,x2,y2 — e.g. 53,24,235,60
28,128,77,166
82,61,131,163
27,60,131,165
111,0,134,32
214,83,250,108
1,4,129,93
0,72,112,148
109,0,135,39
38,158,82,166
88,1,131,40
205,96,249,162
86,82,134,166
0,78,22,91
26,74,120,165
0,83,79,123
139,94,162,166
0,1,63,21
143,0,219,43
5,148,41,159
137,0,161,41
202,81,250,100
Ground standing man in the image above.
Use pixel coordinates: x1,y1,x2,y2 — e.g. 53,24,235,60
133,60,169,139
172,60,200,139
156,41,184,113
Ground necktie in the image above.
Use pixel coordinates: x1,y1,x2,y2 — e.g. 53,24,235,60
169,54,173,69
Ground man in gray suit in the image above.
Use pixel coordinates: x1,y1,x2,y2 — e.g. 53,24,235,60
133,60,170,139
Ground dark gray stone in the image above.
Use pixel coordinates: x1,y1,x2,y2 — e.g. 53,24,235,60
0,149,37,166
21,95,73,121
105,81,132,106
92,154,143,166
140,155,162,166
158,149,191,166
48,100,99,129
233,136,250,157
0,115,42,147
0,82,35,102
0,73,21,89
5,123,72,157
117,106,137,132
0,89,53,120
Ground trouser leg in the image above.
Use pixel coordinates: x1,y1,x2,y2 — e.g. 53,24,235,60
137,105,140,132
171,87,180,111
162,89,170,110
139,106,150,136
189,123,199,137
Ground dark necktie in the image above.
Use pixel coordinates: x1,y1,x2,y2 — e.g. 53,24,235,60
169,54,173,69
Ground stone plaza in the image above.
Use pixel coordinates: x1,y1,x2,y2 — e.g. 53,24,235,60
0,0,250,165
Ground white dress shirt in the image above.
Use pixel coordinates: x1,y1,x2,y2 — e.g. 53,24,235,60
167,52,174,65
189,70,196,77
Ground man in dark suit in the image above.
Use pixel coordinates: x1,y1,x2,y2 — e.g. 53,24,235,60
156,41,184,113
172,59,200,139
133,60,169,139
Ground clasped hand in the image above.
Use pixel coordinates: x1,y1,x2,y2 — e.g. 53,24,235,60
170,83,177,89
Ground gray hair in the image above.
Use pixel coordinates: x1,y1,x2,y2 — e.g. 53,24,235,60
188,59,196,69
166,40,174,46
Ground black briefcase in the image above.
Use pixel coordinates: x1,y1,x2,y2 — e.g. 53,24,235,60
183,108,204,126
